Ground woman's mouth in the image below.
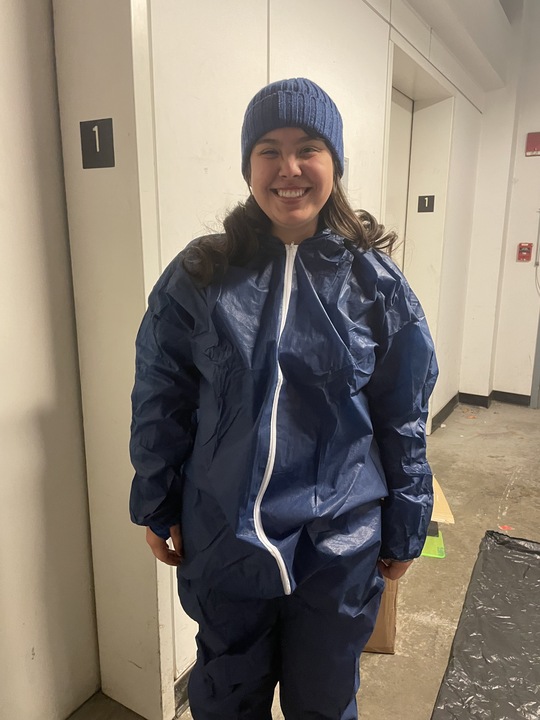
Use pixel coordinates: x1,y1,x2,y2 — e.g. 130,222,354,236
272,188,309,198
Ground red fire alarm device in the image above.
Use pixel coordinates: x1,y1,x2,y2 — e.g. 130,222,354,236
517,243,533,262
525,132,540,156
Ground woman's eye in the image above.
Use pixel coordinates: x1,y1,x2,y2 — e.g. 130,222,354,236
260,148,278,156
300,146,318,155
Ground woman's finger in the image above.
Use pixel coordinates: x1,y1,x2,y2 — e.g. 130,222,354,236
145,526,183,566
169,524,184,559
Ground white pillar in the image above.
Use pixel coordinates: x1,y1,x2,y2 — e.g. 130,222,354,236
53,1,171,717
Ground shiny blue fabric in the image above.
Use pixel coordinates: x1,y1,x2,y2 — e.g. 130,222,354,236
130,229,438,599
181,511,383,720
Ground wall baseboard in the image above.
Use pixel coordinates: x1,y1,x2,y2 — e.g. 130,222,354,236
432,394,459,431
432,391,532,433
458,391,531,408
175,670,190,717
457,392,492,408
491,391,531,406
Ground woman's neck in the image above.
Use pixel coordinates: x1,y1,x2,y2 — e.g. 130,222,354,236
271,220,318,245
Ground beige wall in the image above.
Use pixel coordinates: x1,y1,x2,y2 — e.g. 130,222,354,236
494,0,540,395
0,1,99,719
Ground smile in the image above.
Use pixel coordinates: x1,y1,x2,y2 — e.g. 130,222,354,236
273,188,308,198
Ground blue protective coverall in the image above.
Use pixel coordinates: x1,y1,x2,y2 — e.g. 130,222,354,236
129,229,438,720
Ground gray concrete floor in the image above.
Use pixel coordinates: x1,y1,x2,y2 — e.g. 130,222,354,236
67,693,146,720
71,401,540,720
358,400,540,719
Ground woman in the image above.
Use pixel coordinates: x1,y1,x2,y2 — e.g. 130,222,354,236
130,77,438,720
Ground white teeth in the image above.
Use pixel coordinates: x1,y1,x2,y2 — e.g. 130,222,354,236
276,189,306,198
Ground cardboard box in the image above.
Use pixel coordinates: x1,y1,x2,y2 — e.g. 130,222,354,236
431,476,455,524
364,577,398,654
364,478,454,654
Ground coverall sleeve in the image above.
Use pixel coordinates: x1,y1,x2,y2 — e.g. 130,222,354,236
129,280,200,540
364,272,438,561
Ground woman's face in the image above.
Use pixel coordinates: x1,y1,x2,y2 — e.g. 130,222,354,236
249,127,334,244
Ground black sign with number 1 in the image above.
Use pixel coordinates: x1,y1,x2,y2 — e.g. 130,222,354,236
418,195,435,213
80,118,115,169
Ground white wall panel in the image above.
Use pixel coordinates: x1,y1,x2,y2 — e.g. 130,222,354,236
459,84,519,397
389,6,486,112
434,95,481,411
429,34,485,112
403,98,453,344
53,1,165,717
407,0,513,90
362,0,391,20
494,1,540,395
385,88,413,269
390,0,431,58
269,0,390,216
0,1,98,718
151,0,268,267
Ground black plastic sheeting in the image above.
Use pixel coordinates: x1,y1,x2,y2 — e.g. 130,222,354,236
431,531,540,720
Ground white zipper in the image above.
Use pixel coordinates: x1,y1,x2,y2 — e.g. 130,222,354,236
253,242,297,595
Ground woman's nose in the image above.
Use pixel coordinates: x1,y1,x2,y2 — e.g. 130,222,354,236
279,154,301,177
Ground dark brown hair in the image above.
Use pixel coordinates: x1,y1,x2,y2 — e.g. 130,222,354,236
182,170,397,287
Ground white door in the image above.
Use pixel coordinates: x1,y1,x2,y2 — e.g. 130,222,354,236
384,88,413,270
172,569,198,679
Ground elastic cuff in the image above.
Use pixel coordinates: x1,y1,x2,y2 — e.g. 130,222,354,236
148,523,171,540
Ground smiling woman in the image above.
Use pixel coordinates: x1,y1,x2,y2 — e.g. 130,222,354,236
249,128,334,244
129,77,438,720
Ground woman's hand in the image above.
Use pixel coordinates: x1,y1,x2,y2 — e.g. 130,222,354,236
146,524,184,566
377,558,414,580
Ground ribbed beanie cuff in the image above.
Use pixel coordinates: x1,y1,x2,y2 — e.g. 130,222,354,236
241,78,344,178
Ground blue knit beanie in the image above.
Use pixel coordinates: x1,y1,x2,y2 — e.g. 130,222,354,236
241,78,344,179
